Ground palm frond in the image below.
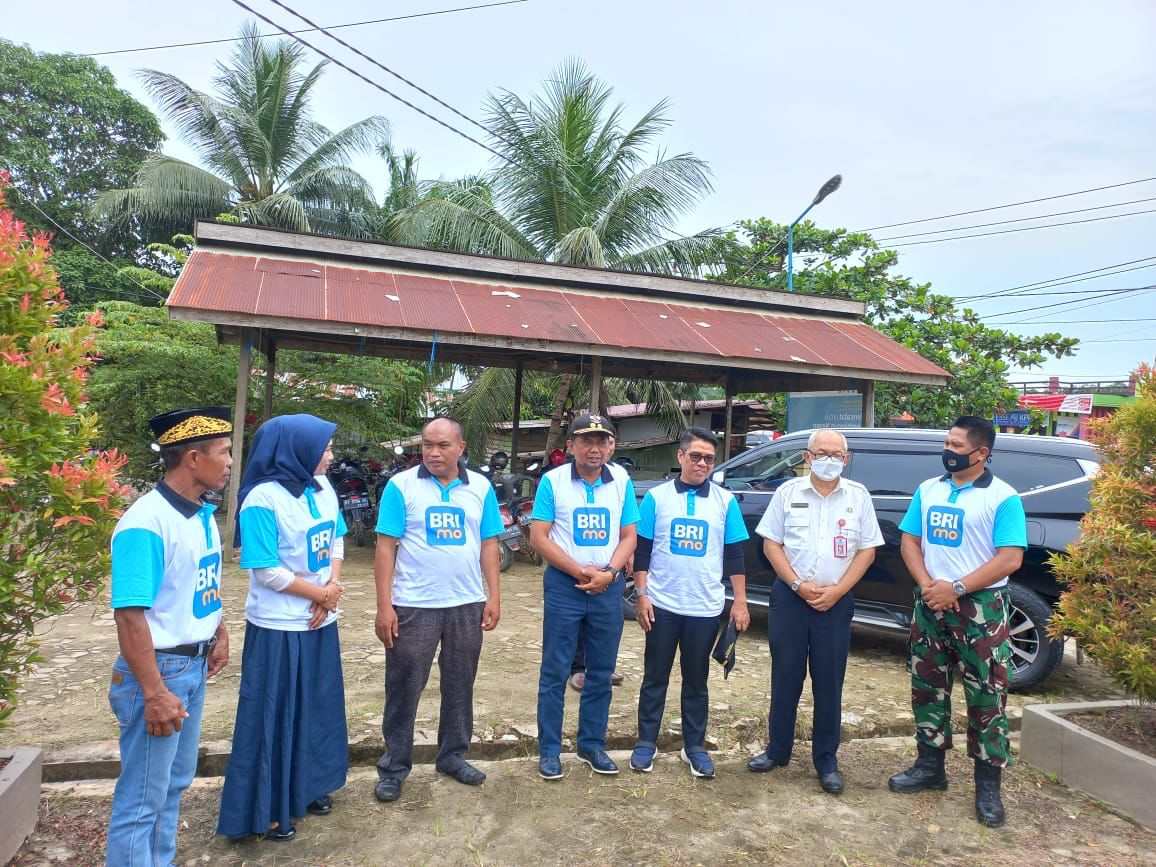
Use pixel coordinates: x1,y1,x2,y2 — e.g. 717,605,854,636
453,366,517,459
91,155,234,228
614,228,737,277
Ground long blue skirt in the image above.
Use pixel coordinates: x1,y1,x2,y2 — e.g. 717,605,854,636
217,620,348,838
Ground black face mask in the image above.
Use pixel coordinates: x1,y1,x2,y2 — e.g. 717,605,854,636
941,447,981,474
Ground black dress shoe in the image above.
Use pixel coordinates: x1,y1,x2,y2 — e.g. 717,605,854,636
438,762,486,786
306,795,332,815
265,824,296,841
748,753,788,773
374,778,402,803
819,770,845,795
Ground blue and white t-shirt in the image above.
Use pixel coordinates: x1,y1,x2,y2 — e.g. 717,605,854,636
898,469,1028,588
638,479,748,616
110,480,224,648
239,476,346,630
376,462,503,607
531,462,640,567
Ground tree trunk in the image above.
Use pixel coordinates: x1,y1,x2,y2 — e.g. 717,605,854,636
543,374,574,457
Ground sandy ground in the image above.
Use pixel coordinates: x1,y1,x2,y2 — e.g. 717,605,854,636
6,543,1152,865
14,743,1156,866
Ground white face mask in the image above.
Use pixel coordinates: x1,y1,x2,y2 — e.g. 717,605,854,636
810,457,845,481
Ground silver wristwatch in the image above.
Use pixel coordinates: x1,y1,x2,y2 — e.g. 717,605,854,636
951,579,967,597
790,577,804,593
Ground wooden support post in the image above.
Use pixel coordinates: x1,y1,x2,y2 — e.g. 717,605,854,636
263,335,277,421
723,373,734,462
225,329,252,559
589,356,602,413
861,379,876,427
511,360,524,466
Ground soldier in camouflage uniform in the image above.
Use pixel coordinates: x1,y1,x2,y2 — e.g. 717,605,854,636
888,416,1027,828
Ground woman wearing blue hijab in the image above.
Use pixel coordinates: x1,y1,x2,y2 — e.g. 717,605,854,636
217,414,348,842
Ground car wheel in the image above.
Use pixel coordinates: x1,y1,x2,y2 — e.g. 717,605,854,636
1006,583,1064,692
622,577,637,621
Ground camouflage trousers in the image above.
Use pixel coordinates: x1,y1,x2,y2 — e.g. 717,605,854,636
908,587,1011,767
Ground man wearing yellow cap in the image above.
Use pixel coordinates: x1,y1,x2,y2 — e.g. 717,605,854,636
105,407,233,867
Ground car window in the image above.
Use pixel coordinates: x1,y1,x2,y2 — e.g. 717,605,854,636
844,450,941,496
720,445,807,491
991,452,1084,493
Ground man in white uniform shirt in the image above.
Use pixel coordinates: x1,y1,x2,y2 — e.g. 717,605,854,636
750,429,883,794
372,417,503,803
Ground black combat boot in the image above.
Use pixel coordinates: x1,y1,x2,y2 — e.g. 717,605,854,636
888,742,948,793
974,761,1006,827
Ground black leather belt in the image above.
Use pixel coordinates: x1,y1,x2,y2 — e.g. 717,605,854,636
156,636,217,657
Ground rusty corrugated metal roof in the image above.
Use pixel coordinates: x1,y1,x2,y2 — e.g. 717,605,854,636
168,249,949,383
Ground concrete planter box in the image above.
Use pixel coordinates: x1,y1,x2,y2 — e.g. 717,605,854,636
0,746,43,864
1021,700,1156,830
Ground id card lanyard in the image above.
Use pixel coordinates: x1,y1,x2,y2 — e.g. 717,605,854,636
833,518,849,559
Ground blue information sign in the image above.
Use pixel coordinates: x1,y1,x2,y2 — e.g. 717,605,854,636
786,391,863,432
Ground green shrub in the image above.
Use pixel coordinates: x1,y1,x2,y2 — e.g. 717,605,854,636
1050,364,1156,701
0,174,129,725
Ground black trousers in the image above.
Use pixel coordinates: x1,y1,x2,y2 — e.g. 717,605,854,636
376,602,484,781
766,580,853,774
636,605,720,751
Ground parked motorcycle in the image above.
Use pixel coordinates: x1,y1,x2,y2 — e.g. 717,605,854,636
478,451,525,572
328,448,373,547
508,461,541,566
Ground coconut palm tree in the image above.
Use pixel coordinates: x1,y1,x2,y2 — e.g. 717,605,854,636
93,23,389,237
392,59,730,456
391,58,727,273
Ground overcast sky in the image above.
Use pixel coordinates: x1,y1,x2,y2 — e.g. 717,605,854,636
7,0,1155,383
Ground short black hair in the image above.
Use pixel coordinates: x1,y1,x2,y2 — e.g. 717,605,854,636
422,416,464,439
680,427,718,450
952,415,996,451
159,440,213,471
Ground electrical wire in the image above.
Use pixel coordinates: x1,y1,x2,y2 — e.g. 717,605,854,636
10,191,168,304
989,317,1156,325
860,176,1156,232
88,1,529,57
994,286,1156,321
261,0,511,149
878,207,1156,248
955,257,1156,301
874,196,1156,241
227,0,517,167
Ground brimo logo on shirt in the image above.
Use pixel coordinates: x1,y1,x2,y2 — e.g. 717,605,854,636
308,521,335,573
193,553,222,618
927,505,965,548
573,507,611,546
426,506,467,546
670,518,709,558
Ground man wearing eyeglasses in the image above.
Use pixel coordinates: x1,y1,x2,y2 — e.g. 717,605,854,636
749,428,883,794
629,428,750,778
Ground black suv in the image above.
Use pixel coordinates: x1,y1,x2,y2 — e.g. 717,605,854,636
629,428,1099,691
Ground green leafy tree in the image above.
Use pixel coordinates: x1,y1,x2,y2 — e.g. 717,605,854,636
88,299,428,481
85,302,239,484
0,177,129,725
0,40,164,255
393,60,729,449
1050,365,1156,701
93,23,389,237
716,219,1078,426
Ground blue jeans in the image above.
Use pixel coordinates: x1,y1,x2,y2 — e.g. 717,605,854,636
106,652,207,867
537,565,624,758
636,604,720,752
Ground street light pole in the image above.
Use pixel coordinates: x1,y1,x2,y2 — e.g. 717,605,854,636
787,174,843,293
